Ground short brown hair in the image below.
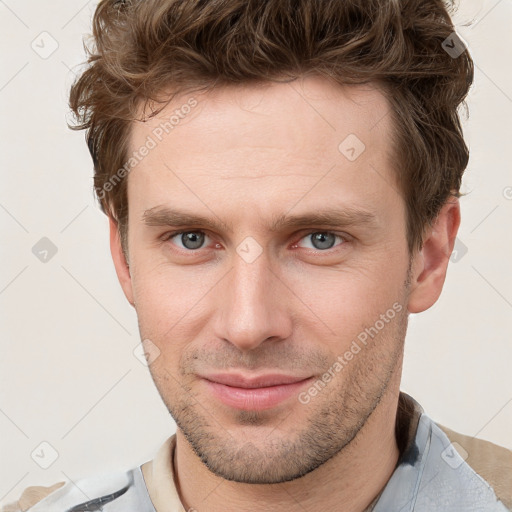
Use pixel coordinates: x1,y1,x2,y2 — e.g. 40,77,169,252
68,0,474,254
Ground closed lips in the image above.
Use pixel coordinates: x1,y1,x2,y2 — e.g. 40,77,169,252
200,373,312,388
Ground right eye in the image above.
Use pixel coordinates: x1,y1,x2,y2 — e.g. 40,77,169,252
163,230,213,251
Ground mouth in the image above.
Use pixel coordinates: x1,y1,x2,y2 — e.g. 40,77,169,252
199,373,314,411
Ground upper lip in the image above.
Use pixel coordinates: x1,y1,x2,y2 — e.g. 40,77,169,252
200,373,312,388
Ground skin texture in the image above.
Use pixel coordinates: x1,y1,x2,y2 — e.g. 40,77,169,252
110,75,460,511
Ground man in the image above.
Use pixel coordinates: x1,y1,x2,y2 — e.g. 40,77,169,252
3,0,511,510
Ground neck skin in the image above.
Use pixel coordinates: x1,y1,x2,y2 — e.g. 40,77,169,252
172,365,403,512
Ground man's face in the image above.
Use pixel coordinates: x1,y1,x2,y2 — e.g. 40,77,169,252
121,76,413,483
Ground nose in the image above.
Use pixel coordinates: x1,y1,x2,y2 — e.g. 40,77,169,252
213,249,293,352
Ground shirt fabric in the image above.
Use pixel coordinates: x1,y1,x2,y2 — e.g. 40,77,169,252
2,391,511,511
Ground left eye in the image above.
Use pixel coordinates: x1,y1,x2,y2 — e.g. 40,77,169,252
295,232,346,251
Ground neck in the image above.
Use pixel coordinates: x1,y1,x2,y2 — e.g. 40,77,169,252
173,385,402,512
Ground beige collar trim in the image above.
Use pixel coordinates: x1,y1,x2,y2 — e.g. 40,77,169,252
141,436,186,512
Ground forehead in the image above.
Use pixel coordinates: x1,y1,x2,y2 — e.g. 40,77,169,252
126,75,400,227
131,75,393,158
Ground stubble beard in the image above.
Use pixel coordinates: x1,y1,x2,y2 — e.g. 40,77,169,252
148,302,409,484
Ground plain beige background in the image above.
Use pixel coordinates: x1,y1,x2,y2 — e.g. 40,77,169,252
1,0,511,504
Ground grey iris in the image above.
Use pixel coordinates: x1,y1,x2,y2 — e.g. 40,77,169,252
310,232,336,250
181,232,205,250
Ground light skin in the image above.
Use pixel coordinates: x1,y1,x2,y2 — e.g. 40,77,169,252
110,75,460,511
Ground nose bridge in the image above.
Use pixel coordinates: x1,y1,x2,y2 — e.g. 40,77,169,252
215,248,290,352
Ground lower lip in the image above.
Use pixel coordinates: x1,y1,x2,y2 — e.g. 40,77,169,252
202,378,313,411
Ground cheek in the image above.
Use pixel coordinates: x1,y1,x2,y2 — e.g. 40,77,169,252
287,262,407,336
132,260,213,315
130,264,216,357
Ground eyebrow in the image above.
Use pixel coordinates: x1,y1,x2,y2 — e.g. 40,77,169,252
142,205,379,233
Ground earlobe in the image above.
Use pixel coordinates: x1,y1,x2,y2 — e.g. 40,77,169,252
109,217,135,307
407,198,461,314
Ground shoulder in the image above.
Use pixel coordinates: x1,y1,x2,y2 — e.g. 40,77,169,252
1,482,65,512
436,422,512,510
0,466,154,512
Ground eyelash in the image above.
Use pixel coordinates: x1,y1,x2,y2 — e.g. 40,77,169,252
161,229,350,253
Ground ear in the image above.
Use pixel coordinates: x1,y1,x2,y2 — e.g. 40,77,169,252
407,197,460,313
109,217,135,307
